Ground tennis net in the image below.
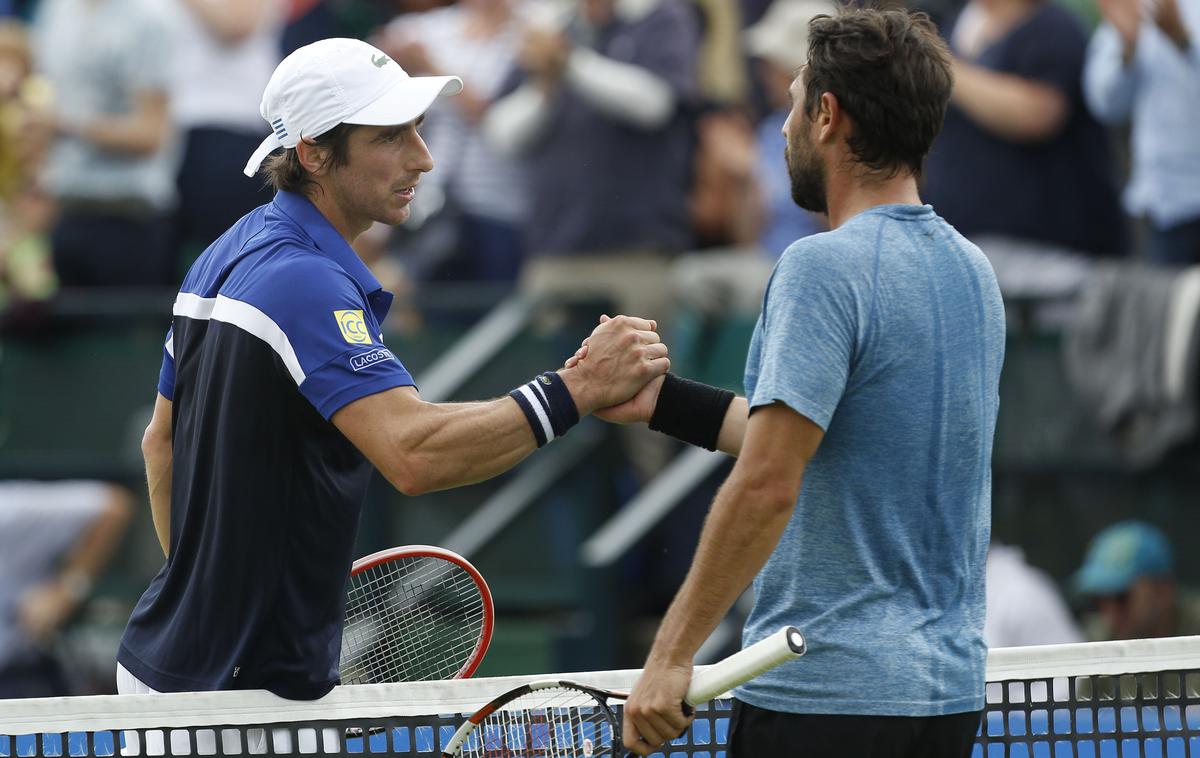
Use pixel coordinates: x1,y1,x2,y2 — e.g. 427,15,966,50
0,635,1197,757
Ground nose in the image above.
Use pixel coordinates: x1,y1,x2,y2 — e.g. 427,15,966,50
409,129,435,174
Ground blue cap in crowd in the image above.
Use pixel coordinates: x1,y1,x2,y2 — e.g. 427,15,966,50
1073,520,1174,597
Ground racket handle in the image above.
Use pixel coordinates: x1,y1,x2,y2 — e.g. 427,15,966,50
684,626,806,706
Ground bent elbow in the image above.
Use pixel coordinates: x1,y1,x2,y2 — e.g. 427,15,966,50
1013,95,1070,143
141,424,170,461
739,476,800,519
381,457,434,497
135,130,169,156
759,488,799,518
731,456,806,517
393,477,432,498
1019,115,1068,143
630,89,675,131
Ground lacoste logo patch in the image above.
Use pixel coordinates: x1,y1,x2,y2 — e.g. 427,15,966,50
350,348,395,372
372,54,391,68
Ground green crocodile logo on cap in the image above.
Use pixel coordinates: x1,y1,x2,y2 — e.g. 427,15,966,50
371,54,391,68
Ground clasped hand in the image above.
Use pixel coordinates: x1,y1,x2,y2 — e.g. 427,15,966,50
560,314,669,417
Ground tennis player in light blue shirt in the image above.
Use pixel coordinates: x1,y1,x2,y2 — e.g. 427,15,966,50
1083,0,1200,264
607,9,1007,758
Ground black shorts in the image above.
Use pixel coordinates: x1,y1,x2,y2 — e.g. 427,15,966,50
729,698,982,758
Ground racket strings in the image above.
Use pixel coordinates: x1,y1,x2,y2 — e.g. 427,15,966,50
344,560,481,680
340,556,486,684
459,688,617,758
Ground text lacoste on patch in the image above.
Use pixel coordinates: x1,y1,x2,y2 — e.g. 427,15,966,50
350,349,396,372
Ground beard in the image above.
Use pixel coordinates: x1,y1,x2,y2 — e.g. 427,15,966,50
785,131,828,215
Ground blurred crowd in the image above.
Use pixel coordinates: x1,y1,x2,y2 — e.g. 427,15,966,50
1,0,1199,697
0,0,1192,325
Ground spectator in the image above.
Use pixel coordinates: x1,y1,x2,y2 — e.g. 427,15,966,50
0,19,43,201
744,0,829,260
0,0,35,20
486,0,699,480
377,0,530,285
1073,520,1200,640
282,0,348,55
670,0,832,324
166,0,284,261
986,543,1083,648
0,19,56,320
1083,0,1200,266
31,0,178,288
486,0,700,323
741,0,772,26
691,0,749,108
923,0,1126,293
0,481,132,698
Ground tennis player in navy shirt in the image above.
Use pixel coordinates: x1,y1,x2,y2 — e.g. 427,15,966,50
572,10,1006,757
117,37,670,701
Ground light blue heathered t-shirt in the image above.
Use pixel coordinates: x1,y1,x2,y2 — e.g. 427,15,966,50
736,203,1006,717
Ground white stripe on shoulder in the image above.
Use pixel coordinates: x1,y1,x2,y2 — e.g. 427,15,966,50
164,332,174,359
173,293,217,321
209,295,307,385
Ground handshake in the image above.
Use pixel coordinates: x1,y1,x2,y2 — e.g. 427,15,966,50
556,314,670,425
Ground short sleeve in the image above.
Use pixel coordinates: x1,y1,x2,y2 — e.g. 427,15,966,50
246,257,415,419
748,243,858,430
157,326,175,400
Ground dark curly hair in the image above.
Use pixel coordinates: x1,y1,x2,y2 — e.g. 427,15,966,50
804,9,953,178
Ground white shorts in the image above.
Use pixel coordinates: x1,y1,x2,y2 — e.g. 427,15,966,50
115,663,329,754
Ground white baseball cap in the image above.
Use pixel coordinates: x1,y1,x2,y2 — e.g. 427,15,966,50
243,38,463,177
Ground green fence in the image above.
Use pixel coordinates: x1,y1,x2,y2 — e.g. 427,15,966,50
2,289,1197,679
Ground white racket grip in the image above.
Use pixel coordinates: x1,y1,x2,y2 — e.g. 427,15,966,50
684,626,806,706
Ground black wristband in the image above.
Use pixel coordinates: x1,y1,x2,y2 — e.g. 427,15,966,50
509,371,580,448
649,373,735,451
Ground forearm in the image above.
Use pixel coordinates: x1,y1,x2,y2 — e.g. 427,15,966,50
1083,26,1139,123
484,84,552,155
647,467,796,663
145,441,173,557
59,485,133,591
952,62,1068,142
71,109,168,156
713,397,749,457
385,396,539,495
564,48,676,130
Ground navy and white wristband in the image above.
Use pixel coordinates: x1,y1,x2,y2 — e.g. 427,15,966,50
510,371,580,447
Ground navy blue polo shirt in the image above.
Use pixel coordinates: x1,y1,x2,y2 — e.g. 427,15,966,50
118,191,415,699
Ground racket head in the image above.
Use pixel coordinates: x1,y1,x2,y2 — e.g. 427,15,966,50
340,545,494,684
442,680,623,758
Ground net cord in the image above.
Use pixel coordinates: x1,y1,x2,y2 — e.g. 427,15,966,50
4,636,1200,736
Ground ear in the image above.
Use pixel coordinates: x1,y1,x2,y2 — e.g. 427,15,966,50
816,91,841,144
295,137,331,176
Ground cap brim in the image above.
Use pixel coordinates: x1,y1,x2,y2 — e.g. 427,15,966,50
343,75,463,127
1072,564,1134,597
244,133,283,178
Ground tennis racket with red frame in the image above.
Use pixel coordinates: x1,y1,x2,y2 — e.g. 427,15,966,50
440,625,806,757
339,545,494,685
